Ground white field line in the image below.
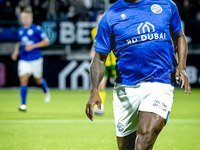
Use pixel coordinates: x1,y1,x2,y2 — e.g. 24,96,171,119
0,119,200,124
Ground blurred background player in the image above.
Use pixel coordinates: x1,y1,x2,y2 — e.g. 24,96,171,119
90,13,116,115
11,7,50,112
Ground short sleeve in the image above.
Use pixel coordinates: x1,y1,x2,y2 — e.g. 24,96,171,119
36,25,48,41
170,1,182,35
94,14,112,54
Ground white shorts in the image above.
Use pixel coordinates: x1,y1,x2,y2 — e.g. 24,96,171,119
113,82,174,137
18,58,43,78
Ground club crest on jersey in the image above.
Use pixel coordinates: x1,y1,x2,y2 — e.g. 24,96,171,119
27,29,33,36
19,30,23,35
151,4,162,14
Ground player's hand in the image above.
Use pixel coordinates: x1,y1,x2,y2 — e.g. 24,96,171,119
11,52,18,61
25,45,35,51
176,67,191,94
85,88,102,121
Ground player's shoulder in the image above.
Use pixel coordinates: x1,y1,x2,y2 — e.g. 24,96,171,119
163,0,178,14
145,0,171,6
17,27,24,35
31,23,43,31
103,0,122,18
147,0,175,6
99,1,122,28
18,26,23,32
107,0,122,11
160,0,177,9
164,0,176,5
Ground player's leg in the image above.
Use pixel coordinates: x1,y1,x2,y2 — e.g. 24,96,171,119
135,82,174,150
135,111,165,150
18,60,32,112
19,73,29,111
34,77,48,93
32,58,50,103
117,131,136,150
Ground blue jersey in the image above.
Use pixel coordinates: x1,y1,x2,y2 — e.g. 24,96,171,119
17,24,48,61
94,0,182,86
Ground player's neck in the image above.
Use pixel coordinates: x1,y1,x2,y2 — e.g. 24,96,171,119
123,0,142,3
23,24,32,29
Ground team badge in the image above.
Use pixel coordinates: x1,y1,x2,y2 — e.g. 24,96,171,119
117,122,125,132
27,29,33,36
151,4,162,14
19,30,23,35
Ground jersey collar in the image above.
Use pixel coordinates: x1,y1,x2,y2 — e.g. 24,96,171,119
23,23,33,29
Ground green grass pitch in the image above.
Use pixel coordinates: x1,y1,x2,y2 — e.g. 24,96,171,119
0,88,200,150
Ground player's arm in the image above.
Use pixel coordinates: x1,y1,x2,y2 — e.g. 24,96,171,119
86,13,112,120
90,28,97,58
172,30,191,94
90,44,95,58
11,42,21,61
85,52,108,121
169,1,191,94
25,38,49,51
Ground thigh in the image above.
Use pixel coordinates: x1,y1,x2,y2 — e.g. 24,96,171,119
137,111,165,135
31,58,43,78
34,77,42,85
135,111,165,150
19,73,29,86
117,131,137,150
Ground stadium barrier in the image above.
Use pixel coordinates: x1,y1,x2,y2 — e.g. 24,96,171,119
0,54,200,89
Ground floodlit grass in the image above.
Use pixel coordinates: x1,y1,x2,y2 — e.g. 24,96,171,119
0,88,199,150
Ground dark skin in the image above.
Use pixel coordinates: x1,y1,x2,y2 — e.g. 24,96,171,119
134,31,191,150
85,1,191,149
86,30,191,150
173,31,191,94
85,52,107,121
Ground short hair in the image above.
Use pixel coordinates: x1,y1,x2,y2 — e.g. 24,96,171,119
21,7,33,15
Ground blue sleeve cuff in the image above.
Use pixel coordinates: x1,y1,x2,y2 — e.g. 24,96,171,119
94,47,111,54
174,26,182,35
